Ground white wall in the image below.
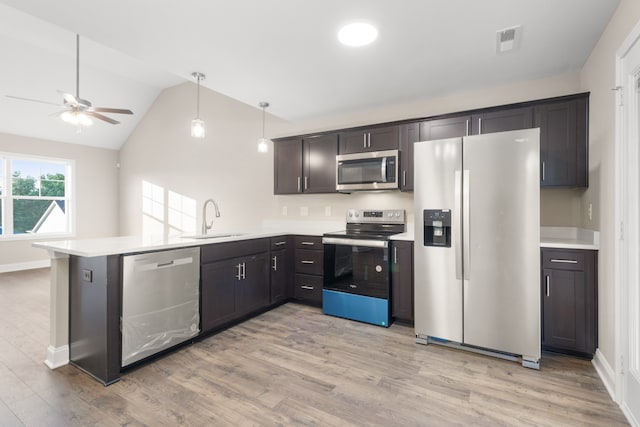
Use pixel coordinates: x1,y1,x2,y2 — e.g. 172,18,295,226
580,0,640,375
0,132,119,271
119,83,278,236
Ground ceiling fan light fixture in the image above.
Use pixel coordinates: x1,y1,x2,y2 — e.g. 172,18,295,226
258,101,270,153
61,110,92,127
191,72,206,139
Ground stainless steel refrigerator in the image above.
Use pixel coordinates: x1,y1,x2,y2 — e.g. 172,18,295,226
413,129,541,368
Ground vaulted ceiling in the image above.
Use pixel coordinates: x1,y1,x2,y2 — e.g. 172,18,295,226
0,0,620,150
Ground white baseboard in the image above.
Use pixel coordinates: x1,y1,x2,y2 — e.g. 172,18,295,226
0,259,50,273
592,348,617,402
621,403,640,427
44,345,69,369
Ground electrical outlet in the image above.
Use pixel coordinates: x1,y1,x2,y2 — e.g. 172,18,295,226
588,203,593,221
300,206,309,217
82,269,93,283
325,206,332,217
282,206,288,216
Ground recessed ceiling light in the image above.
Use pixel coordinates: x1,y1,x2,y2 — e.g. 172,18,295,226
338,22,378,47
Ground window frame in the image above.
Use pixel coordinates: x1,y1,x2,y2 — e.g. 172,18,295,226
0,152,75,241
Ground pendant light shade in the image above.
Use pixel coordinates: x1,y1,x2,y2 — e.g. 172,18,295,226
191,72,205,138
258,101,270,153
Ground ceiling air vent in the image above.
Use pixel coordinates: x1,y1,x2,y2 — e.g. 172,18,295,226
496,25,522,54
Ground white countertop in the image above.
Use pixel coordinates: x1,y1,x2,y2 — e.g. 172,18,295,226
539,226,599,250
33,221,599,257
391,225,599,250
33,220,345,257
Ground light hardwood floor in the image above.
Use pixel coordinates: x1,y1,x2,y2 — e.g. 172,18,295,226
0,268,629,426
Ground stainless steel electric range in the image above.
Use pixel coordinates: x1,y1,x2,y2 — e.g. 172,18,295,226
322,209,406,327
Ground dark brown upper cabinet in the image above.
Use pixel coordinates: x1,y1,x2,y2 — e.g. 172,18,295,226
273,134,338,194
399,122,420,191
471,106,533,134
274,137,303,194
339,125,399,154
274,92,590,193
304,134,338,193
535,95,588,187
419,115,472,140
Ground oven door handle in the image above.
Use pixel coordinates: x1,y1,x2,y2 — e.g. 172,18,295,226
322,237,388,248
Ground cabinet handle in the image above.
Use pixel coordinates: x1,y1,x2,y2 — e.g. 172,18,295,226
297,176,301,192
394,246,398,264
550,259,578,264
368,133,371,148
478,118,482,134
466,119,470,136
301,260,314,264
272,256,277,271
235,263,242,280
402,170,407,187
242,262,246,280
301,285,314,290
274,241,286,246
363,134,367,148
304,176,308,190
545,275,550,297
542,161,545,182
300,241,315,246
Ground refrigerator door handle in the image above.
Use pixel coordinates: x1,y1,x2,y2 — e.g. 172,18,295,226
455,170,462,280
462,169,471,280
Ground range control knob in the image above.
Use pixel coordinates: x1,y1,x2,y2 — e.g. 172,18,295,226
355,212,360,217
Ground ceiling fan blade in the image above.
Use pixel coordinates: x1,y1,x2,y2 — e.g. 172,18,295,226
90,107,133,115
86,111,120,124
6,95,60,106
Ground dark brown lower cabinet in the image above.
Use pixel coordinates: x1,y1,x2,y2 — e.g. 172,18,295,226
541,248,597,358
69,255,121,385
391,241,414,324
292,236,323,305
270,235,291,304
201,240,269,334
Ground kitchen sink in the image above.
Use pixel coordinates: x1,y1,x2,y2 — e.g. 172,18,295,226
181,233,245,240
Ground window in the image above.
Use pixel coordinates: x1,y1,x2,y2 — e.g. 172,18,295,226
0,153,74,238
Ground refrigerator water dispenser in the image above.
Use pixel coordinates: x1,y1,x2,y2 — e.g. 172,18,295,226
423,209,451,247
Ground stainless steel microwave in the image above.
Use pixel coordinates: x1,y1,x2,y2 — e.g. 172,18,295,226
336,149,399,192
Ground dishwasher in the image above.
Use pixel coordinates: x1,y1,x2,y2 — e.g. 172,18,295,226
121,247,200,367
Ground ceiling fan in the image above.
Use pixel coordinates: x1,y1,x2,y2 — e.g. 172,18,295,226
6,34,133,129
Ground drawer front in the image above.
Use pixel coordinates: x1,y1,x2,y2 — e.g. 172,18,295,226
294,273,323,303
295,249,323,275
294,236,323,250
201,238,270,264
270,236,289,250
542,249,586,271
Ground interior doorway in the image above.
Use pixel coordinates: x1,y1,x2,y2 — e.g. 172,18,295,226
616,19,640,425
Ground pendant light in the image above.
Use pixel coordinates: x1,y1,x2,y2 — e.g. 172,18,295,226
191,72,205,138
257,101,270,153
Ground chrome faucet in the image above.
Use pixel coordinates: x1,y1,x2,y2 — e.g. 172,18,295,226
201,198,221,235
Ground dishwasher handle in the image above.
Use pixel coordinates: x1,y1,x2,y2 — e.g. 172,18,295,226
135,256,195,272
